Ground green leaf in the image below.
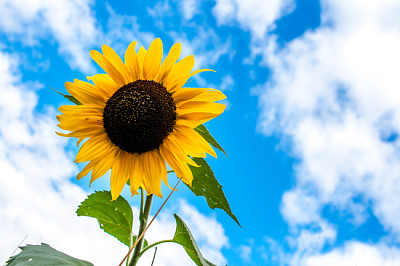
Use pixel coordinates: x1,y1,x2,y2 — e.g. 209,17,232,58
194,124,227,156
6,243,93,266
172,214,216,266
49,86,82,105
76,191,133,246
188,158,240,226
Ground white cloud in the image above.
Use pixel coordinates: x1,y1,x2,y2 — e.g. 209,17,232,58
0,0,99,72
287,221,337,265
254,0,400,264
0,48,228,265
212,0,295,40
305,241,400,266
179,0,199,21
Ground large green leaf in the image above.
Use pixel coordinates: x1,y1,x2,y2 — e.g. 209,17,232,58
49,86,82,105
172,214,215,266
6,243,93,266
188,158,240,226
194,124,227,156
76,191,133,246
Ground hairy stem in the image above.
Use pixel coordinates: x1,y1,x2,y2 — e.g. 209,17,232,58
129,194,153,266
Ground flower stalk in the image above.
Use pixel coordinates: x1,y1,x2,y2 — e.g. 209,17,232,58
129,193,153,266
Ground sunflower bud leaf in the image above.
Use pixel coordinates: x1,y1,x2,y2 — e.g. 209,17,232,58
49,86,82,105
172,214,216,266
64,94,82,105
76,191,133,246
188,158,240,226
6,243,93,266
194,124,227,156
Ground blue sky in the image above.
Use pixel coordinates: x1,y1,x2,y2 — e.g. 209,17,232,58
2,0,400,265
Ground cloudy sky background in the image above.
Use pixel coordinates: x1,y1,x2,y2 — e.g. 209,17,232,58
2,0,400,265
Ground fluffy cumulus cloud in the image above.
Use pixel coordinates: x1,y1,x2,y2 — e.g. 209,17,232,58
0,0,156,73
305,242,400,266
212,0,295,39
179,0,199,21
253,0,400,263
0,0,99,72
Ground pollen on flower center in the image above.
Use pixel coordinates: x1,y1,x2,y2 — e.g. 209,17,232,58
103,80,176,154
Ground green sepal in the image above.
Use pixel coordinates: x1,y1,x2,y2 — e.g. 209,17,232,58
49,86,82,105
194,124,227,156
172,214,216,266
6,243,93,266
76,191,133,246
188,158,240,226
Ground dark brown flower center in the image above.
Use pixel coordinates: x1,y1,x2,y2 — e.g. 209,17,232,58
103,80,176,154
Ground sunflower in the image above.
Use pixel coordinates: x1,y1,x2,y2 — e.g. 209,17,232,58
57,38,226,200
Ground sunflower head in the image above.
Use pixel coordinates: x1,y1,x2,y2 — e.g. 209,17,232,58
57,38,226,200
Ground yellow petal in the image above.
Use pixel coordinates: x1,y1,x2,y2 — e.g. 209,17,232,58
159,142,193,185
154,149,173,190
172,87,209,103
175,125,217,158
186,90,226,102
164,55,194,92
124,41,141,81
137,153,151,193
77,138,84,146
173,69,215,93
168,132,205,158
110,151,130,200
90,148,118,185
164,136,199,167
177,102,225,116
65,81,107,106
143,38,163,80
90,50,125,85
102,45,131,84
129,153,143,195
155,42,181,82
143,151,163,197
57,113,103,123
87,74,119,98
137,46,147,79
58,104,104,114
176,112,224,128
75,135,112,163
77,160,96,180
56,126,104,138
57,118,102,132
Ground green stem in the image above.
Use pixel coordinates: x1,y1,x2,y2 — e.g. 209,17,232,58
126,189,144,266
129,193,153,266
139,188,144,217
139,240,175,257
